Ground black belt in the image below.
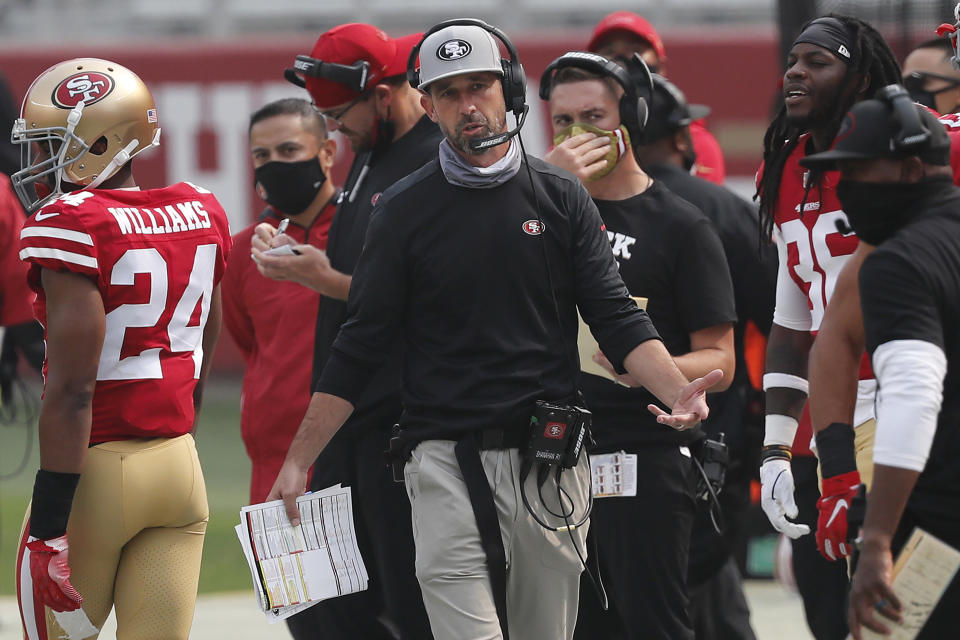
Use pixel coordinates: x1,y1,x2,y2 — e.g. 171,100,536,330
479,427,527,451
386,425,526,482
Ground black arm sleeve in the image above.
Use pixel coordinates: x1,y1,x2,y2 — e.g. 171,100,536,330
315,203,405,404
571,186,659,373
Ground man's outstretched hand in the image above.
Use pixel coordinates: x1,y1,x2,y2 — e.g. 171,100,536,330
648,369,723,430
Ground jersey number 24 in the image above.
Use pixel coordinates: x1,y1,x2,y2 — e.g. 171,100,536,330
98,244,217,381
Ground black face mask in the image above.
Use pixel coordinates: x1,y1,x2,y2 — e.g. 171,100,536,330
836,176,952,245
904,72,960,113
908,89,940,112
253,157,326,215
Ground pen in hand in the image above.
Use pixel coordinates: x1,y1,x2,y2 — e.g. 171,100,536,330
256,217,301,257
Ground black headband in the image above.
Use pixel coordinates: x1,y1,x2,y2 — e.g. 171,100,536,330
793,17,855,64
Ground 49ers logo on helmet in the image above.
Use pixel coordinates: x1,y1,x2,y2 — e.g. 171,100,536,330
52,72,114,108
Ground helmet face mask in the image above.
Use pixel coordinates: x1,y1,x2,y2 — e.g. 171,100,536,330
11,58,161,213
11,106,91,212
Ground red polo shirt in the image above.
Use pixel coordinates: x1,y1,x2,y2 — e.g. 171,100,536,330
222,200,335,503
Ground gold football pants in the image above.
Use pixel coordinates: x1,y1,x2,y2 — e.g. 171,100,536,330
18,433,208,640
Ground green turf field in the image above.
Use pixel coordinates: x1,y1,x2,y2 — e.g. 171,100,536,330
0,377,254,595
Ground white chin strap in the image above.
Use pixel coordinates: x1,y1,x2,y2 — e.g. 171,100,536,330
85,128,161,191
51,101,86,196
86,138,140,190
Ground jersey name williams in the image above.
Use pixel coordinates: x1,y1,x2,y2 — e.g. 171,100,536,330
107,200,212,236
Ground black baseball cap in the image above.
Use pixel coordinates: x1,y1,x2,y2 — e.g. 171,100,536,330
800,99,950,170
639,74,710,144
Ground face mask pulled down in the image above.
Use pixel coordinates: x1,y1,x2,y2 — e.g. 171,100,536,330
553,123,631,180
254,157,326,216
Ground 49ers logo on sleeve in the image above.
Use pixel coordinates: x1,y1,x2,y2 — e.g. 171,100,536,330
544,421,567,439
52,72,114,108
522,219,545,235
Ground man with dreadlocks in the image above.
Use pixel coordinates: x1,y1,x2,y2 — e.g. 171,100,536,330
755,15,902,640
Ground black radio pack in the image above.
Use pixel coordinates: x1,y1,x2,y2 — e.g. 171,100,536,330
526,400,591,468
695,435,729,502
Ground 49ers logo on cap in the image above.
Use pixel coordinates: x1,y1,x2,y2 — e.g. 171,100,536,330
52,72,114,108
437,39,472,61
544,421,567,440
522,219,545,235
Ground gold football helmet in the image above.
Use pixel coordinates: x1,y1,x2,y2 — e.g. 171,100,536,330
11,58,161,213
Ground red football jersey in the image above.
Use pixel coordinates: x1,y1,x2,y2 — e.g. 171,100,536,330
769,133,860,334
19,182,232,442
934,111,960,186
760,134,875,429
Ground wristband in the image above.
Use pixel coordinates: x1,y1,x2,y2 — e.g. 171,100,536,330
760,445,793,464
29,469,81,539
764,414,799,447
762,373,810,394
815,422,857,478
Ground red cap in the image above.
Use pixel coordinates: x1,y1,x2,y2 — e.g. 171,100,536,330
587,11,666,62
303,24,422,108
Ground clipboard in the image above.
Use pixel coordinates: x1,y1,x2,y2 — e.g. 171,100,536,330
577,297,647,381
856,528,960,640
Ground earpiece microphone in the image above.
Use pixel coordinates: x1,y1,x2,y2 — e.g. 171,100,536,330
469,105,529,151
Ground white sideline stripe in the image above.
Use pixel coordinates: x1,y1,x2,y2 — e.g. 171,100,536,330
19,247,97,269
18,545,41,640
20,227,94,246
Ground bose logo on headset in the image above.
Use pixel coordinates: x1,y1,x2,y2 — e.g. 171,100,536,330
562,51,606,63
876,84,931,151
900,133,929,146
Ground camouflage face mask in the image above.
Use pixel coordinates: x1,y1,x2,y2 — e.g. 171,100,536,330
552,122,631,180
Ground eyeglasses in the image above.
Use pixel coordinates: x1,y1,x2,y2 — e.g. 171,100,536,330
319,92,370,126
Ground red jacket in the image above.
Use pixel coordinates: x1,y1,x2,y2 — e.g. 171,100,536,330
1,175,34,327
222,201,335,503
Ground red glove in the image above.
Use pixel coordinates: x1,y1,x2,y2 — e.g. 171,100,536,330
815,470,862,561
27,535,83,611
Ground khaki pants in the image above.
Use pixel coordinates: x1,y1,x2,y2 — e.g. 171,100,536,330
854,418,876,490
18,434,208,640
404,440,590,640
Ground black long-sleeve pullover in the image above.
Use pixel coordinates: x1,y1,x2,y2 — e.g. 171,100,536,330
316,154,659,441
